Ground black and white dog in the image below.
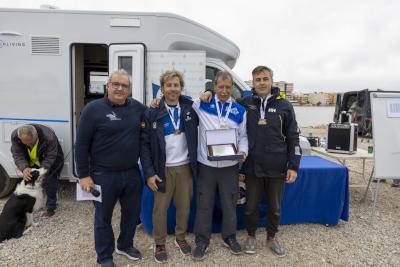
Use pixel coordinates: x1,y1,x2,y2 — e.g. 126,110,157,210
0,168,46,242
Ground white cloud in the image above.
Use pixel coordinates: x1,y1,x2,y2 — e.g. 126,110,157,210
1,0,399,92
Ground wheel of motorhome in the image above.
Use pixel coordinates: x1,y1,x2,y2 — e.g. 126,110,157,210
0,165,18,198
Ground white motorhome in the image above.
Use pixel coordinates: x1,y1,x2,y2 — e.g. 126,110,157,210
0,7,250,197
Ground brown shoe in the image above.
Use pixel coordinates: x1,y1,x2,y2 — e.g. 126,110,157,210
154,244,168,264
42,210,55,217
266,237,286,257
175,239,192,255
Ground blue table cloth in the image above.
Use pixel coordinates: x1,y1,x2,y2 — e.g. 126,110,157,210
140,156,349,234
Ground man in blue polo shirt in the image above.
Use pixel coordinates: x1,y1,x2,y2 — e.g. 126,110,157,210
75,69,146,267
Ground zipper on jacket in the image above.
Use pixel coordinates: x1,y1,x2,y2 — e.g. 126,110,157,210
279,115,286,141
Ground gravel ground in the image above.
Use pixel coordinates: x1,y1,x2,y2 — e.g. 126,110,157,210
1,127,400,267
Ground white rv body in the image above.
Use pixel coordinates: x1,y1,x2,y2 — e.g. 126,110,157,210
0,7,250,195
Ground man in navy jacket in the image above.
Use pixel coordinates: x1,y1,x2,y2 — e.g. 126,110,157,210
76,69,146,267
140,70,198,264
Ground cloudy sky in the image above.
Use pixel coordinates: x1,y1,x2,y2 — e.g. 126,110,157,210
1,0,399,92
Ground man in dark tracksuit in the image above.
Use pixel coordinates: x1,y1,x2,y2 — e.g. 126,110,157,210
140,70,198,263
11,123,64,216
241,66,301,257
75,70,146,267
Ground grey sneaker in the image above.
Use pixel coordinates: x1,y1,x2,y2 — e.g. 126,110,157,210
244,235,256,254
115,246,142,261
192,244,208,261
100,259,115,267
266,237,286,257
222,237,242,255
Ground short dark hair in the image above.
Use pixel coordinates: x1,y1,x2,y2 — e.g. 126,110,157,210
160,70,184,89
252,65,274,79
214,71,233,85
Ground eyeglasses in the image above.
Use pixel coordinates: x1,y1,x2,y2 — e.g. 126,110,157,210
110,82,129,90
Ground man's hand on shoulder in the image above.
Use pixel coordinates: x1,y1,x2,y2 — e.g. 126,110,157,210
200,91,213,103
149,98,160,108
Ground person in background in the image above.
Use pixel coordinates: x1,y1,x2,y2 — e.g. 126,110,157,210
141,70,198,263
75,69,146,267
11,124,64,217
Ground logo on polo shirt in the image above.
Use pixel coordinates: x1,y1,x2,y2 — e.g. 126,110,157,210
106,111,121,121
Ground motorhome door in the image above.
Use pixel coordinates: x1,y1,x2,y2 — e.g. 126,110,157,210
108,44,145,103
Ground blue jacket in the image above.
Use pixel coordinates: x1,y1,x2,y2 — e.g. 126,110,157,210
140,96,198,192
75,97,146,178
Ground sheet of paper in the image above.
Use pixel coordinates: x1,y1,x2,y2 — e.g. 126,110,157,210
387,100,400,118
76,183,102,202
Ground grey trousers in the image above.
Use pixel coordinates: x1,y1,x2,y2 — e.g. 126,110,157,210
194,163,239,246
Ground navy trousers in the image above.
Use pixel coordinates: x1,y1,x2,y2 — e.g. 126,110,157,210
92,167,143,264
42,173,58,211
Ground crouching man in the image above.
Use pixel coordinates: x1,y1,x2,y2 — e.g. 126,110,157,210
11,124,64,217
141,70,198,263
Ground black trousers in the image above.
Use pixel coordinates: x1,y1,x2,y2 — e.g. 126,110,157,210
194,163,239,246
244,167,285,238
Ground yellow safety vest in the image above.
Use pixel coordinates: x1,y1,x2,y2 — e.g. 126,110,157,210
27,142,40,167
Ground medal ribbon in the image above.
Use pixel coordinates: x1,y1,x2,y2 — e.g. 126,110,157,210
165,103,181,133
215,95,232,128
260,99,267,119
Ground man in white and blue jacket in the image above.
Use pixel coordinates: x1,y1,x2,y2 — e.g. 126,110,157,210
140,70,198,264
192,71,248,261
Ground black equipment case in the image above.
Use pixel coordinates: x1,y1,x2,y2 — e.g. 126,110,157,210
326,111,358,154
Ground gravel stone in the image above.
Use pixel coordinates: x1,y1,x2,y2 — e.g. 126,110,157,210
1,127,399,266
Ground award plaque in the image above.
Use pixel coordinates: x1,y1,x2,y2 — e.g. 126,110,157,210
206,128,244,161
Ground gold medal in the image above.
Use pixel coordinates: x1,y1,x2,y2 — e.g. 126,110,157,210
258,119,267,125
175,129,181,135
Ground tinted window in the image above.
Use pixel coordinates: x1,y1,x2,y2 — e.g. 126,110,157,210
118,56,133,77
206,66,243,99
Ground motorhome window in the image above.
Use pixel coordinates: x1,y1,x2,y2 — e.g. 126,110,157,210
118,56,133,77
205,67,217,91
232,84,242,99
